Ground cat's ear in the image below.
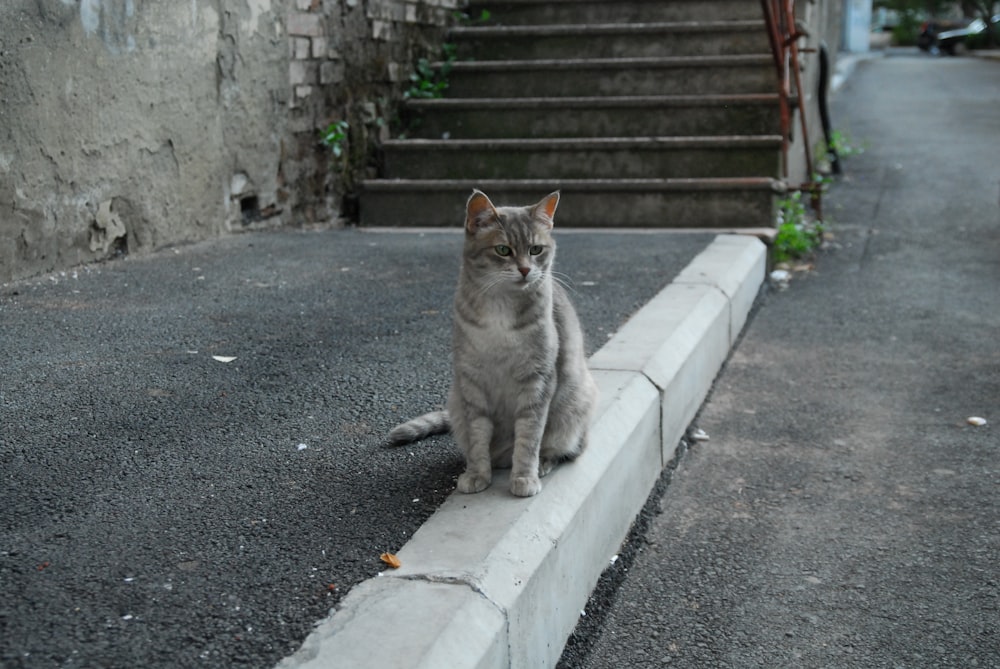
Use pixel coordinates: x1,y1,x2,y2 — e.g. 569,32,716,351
466,189,499,233
532,191,560,229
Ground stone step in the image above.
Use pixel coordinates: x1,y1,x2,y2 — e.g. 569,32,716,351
361,2,785,231
404,94,783,139
442,55,776,98
380,136,783,180
449,21,769,60
359,178,783,228
463,0,762,25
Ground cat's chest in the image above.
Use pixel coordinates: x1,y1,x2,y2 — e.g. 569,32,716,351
458,304,556,365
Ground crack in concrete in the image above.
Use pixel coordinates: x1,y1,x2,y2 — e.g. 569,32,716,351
393,572,507,617
397,573,516,669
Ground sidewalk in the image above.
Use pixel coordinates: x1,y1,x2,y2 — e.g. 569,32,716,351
558,51,1000,669
1,226,760,668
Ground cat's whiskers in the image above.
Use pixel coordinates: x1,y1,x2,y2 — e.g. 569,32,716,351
548,270,578,296
475,271,508,298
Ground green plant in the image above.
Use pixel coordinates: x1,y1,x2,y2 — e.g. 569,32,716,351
453,8,492,24
891,14,923,46
320,120,350,159
827,130,865,159
815,130,866,176
773,191,825,263
874,0,952,45
404,43,457,100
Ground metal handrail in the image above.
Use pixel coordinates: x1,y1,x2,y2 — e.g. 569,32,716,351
760,0,821,213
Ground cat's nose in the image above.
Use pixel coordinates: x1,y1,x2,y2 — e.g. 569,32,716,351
518,266,530,277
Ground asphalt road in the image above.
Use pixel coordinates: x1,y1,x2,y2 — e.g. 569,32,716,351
558,52,1000,668
0,227,713,668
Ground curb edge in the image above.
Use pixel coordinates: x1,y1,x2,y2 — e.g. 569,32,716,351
276,234,767,669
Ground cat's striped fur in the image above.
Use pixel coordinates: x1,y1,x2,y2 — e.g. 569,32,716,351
386,410,449,444
387,190,597,497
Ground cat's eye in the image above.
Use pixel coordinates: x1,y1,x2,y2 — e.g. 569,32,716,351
529,245,544,256
495,245,512,257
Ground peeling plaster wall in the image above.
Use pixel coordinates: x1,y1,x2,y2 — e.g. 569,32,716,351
0,1,293,281
1,0,454,282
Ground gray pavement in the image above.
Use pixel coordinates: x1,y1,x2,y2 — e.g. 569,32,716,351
558,52,1000,668
0,226,714,667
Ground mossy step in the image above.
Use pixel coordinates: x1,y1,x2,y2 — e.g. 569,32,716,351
449,21,769,59
359,178,784,228
404,94,784,139
380,136,783,180
442,55,776,97
462,0,763,25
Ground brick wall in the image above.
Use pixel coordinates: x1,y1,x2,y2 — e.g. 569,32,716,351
283,0,458,225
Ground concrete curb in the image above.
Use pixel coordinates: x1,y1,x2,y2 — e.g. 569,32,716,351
276,234,767,669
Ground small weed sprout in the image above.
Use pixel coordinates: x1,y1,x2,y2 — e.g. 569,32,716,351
816,130,867,174
828,130,865,159
320,119,353,192
773,191,825,263
405,43,457,100
453,8,491,24
320,120,350,160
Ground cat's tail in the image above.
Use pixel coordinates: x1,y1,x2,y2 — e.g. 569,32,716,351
386,410,450,446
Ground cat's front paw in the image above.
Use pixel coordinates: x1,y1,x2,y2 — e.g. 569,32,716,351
510,475,542,497
538,458,556,478
457,471,491,494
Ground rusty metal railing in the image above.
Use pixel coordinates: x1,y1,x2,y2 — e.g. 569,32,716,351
760,0,822,214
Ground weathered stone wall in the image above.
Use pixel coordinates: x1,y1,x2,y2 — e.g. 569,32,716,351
283,0,456,225
0,0,453,282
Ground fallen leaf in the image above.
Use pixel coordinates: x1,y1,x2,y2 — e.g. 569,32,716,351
212,355,237,363
380,552,401,569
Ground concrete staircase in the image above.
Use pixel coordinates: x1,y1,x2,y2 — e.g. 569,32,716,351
360,0,784,228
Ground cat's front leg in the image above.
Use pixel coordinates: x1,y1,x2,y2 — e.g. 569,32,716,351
458,468,492,494
510,474,541,497
456,415,494,494
510,415,547,497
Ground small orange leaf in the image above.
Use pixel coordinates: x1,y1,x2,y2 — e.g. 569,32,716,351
380,552,401,569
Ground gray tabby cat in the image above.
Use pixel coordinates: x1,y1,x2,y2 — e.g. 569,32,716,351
387,189,597,497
